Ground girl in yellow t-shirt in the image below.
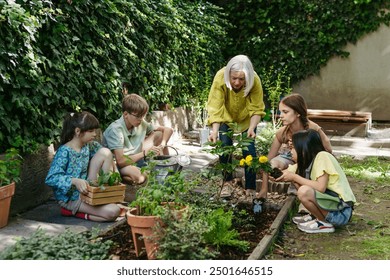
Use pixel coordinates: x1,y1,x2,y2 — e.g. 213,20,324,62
276,129,356,233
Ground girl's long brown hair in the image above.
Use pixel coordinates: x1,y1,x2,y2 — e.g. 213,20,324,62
280,93,309,143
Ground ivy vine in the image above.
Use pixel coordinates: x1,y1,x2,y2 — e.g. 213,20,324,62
0,0,227,153
1,0,389,153
211,0,390,85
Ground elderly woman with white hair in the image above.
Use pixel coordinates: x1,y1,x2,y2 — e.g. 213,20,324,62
207,54,265,199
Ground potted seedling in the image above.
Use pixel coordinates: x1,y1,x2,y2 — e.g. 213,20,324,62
0,148,22,228
126,161,191,259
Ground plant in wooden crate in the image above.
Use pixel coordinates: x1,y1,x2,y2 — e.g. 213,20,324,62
80,170,126,206
126,161,191,259
0,148,22,228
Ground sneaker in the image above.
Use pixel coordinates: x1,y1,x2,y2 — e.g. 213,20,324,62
292,214,314,225
297,219,335,233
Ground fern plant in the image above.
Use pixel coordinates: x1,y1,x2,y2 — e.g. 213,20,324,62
202,208,249,251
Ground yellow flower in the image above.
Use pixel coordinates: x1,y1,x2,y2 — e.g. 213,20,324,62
239,159,246,166
245,155,253,166
259,155,268,164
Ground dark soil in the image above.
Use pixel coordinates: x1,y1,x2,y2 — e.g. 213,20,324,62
101,202,281,260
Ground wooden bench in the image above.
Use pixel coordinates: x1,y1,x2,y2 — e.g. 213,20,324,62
307,109,372,137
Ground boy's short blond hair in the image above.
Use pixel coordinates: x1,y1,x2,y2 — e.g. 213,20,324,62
122,93,149,116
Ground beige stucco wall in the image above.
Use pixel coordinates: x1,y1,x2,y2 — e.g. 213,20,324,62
293,24,390,121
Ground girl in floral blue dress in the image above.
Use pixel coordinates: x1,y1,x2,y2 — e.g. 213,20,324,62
46,111,121,221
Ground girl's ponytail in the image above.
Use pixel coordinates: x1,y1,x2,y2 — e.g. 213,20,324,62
60,112,77,145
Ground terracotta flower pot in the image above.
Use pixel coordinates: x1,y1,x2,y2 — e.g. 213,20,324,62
126,208,162,260
0,182,16,229
126,204,188,259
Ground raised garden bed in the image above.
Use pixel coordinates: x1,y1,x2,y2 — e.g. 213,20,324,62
99,190,294,260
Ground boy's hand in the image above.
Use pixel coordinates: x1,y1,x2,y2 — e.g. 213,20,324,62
148,145,162,156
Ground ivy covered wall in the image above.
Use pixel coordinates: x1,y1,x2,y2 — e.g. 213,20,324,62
0,0,227,153
210,0,390,85
1,0,390,153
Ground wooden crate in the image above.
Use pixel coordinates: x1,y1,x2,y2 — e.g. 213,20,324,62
80,184,126,205
307,109,372,137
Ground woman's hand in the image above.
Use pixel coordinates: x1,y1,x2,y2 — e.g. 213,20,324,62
72,178,89,194
247,127,256,138
209,131,218,143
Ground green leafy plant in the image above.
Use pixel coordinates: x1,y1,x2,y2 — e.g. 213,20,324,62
0,0,227,153
260,66,291,128
202,208,249,251
91,170,122,189
0,228,112,260
129,162,193,216
215,0,390,84
0,148,22,187
205,124,271,197
255,122,278,156
157,207,218,260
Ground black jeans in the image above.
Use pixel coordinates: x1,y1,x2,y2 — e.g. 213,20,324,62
219,123,257,190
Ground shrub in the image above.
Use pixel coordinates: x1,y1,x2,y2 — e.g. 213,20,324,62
0,228,112,260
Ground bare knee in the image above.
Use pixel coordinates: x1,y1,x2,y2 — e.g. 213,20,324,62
297,185,314,202
97,147,113,160
165,127,174,137
120,166,145,184
153,127,173,146
270,158,287,170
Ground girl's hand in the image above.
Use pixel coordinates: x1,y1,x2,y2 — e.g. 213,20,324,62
72,178,89,194
275,170,295,182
